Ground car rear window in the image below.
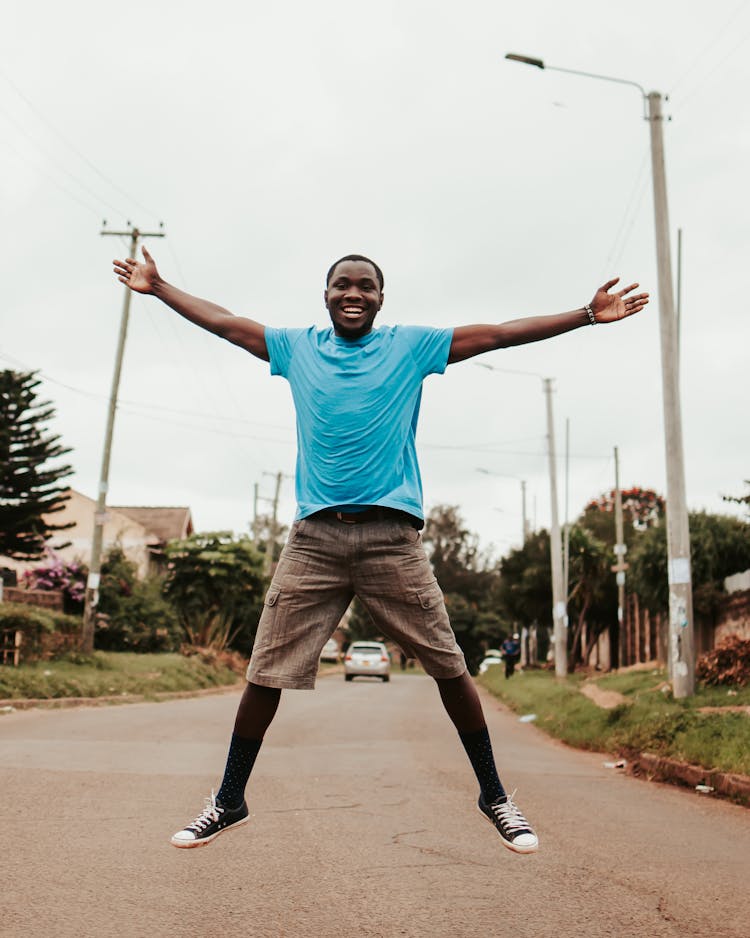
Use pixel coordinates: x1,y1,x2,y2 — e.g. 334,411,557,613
352,645,384,654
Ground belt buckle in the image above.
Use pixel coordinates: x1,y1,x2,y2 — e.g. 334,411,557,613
335,511,357,524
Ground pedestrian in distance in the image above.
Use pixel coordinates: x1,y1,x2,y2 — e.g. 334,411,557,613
112,248,648,856
502,633,522,680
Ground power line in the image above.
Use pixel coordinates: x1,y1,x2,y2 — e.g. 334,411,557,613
0,68,161,222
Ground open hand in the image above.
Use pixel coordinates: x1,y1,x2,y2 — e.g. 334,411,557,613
590,278,649,323
113,246,161,294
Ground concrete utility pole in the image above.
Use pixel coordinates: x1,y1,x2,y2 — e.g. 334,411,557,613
543,378,567,677
521,479,528,544
81,223,165,654
504,54,695,696
613,447,628,669
648,92,694,695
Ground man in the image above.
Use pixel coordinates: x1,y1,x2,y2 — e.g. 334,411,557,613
502,633,521,680
113,249,647,855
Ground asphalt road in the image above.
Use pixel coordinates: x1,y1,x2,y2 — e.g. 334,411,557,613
2,673,749,938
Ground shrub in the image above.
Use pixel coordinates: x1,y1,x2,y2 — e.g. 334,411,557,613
95,547,181,653
0,601,81,660
21,551,87,614
697,636,750,687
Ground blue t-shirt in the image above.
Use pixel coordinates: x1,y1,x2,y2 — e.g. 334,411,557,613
265,324,453,520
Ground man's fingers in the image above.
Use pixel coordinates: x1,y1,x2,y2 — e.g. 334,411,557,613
617,282,640,297
142,245,153,262
600,277,620,292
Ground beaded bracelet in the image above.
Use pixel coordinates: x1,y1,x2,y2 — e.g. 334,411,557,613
584,304,596,325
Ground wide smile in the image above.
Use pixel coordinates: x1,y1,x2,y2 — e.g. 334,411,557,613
340,305,366,319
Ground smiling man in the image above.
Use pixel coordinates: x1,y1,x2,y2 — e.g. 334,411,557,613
113,249,647,855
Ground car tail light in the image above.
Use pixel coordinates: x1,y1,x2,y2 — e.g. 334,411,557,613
381,655,388,662
345,655,352,661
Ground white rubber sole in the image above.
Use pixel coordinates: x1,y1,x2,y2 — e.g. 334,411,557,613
170,815,250,849
477,803,539,854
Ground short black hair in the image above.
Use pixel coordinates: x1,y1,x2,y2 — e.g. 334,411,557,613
326,254,384,290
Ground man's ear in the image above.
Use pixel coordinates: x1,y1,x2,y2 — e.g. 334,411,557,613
379,291,384,309
324,289,328,306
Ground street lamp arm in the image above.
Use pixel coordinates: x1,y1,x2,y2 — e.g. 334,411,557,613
544,64,647,100
504,53,647,104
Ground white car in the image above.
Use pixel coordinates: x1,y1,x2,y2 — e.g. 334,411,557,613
320,638,341,662
344,641,390,682
478,649,503,675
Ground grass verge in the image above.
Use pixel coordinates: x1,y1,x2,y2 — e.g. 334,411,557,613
478,667,750,777
0,651,240,701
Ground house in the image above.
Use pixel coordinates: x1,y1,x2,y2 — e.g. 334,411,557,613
0,488,194,579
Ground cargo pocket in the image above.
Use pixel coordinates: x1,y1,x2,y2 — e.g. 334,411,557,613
252,587,282,653
415,583,455,650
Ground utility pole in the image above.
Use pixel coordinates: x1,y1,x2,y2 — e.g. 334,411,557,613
504,55,696,695
521,480,528,544
262,470,284,578
613,447,628,669
543,378,567,677
562,418,571,601
648,92,694,696
81,223,165,654
251,482,260,543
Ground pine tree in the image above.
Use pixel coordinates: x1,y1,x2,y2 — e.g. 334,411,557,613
0,370,73,559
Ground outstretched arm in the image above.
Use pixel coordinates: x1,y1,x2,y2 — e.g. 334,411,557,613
447,278,649,365
113,247,269,361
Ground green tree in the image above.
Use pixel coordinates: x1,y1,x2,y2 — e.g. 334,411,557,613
163,532,266,652
629,511,750,622
422,505,507,671
565,525,610,670
722,481,750,518
497,529,552,632
0,370,73,559
96,547,181,652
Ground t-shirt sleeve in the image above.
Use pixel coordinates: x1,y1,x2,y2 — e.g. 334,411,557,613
264,327,303,377
400,325,454,377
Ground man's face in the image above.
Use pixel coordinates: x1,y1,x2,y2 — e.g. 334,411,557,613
324,260,383,339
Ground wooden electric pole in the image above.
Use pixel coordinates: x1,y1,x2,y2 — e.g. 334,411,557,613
81,223,165,654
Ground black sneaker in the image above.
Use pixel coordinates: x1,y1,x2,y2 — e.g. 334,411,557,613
170,791,249,848
477,791,539,854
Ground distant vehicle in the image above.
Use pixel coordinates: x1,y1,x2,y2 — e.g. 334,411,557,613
320,638,341,662
478,649,503,675
344,641,390,682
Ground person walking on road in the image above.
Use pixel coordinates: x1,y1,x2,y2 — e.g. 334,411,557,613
502,633,521,680
112,249,647,856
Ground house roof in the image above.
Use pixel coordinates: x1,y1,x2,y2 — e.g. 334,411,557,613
109,506,194,544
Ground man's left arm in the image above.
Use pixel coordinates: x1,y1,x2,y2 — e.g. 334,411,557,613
447,278,649,365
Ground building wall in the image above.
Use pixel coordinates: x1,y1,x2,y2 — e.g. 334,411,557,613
715,590,750,643
0,490,154,579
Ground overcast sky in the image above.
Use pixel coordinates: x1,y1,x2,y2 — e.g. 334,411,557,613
3,0,749,559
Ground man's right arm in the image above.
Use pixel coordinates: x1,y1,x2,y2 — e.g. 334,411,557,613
113,247,269,362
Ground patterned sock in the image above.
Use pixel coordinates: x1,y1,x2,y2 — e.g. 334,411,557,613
216,733,263,809
458,726,506,803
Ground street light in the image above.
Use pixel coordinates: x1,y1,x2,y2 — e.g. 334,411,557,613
505,53,695,697
476,468,529,545
475,361,568,677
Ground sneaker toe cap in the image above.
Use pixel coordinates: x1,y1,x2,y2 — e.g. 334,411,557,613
512,832,539,850
171,829,198,845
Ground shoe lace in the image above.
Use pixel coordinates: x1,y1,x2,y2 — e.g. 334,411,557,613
185,790,224,833
489,790,532,834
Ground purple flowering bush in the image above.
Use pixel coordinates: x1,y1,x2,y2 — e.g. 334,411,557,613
22,551,88,613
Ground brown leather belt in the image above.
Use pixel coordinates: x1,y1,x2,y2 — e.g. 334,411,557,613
316,506,422,529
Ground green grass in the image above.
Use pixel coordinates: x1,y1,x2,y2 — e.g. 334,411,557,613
478,667,750,777
0,651,240,701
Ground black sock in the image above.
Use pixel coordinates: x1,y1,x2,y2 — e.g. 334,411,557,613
216,733,263,809
458,726,506,803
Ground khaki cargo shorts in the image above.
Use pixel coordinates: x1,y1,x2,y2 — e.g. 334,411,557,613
246,512,467,689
